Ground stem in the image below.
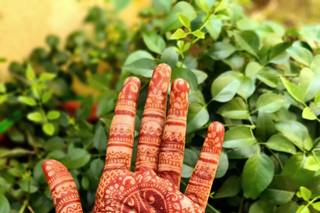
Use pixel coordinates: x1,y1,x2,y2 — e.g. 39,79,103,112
19,200,28,213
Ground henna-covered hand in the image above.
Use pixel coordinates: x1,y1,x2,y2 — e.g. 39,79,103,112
42,64,225,213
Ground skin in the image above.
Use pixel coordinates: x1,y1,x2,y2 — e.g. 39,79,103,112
42,63,225,213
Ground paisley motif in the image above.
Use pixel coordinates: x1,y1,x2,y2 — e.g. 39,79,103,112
42,64,225,213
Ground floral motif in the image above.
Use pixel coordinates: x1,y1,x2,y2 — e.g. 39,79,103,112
42,64,225,213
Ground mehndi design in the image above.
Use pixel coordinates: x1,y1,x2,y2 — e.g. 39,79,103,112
42,63,225,213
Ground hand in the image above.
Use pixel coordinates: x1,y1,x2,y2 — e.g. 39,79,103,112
42,64,225,213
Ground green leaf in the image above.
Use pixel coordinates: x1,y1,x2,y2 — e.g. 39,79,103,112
242,153,275,199
209,41,236,60
111,0,130,11
42,123,55,136
302,107,317,120
18,96,37,106
213,176,241,199
39,72,56,81
206,15,222,40
93,123,107,152
296,205,310,213
0,194,10,213
26,63,35,81
312,202,320,211
281,77,305,104
172,67,198,90
216,151,229,178
123,58,156,78
62,146,91,169
224,126,256,149
170,29,188,40
178,15,190,30
234,30,260,57
287,42,313,66
191,69,208,84
161,47,179,68
257,68,280,88
268,42,291,63
0,94,7,104
0,83,6,93
211,71,242,102
275,121,312,151
218,97,250,120
142,32,166,54
261,188,295,205
182,164,194,178
187,104,209,134
187,90,209,133
256,92,285,113
27,111,45,123
297,186,312,201
266,134,297,154
304,155,320,171
191,30,205,39
205,204,220,213
195,0,215,13
0,119,14,134
249,200,274,213
0,148,33,158
237,76,255,99
124,50,154,65
47,110,60,120
162,1,196,32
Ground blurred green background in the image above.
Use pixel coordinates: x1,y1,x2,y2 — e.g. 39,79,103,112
0,0,319,82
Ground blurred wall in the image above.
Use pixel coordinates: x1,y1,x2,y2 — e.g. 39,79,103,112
0,0,149,82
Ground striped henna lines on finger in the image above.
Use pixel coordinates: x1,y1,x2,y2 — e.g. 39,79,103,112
185,122,225,211
104,76,141,171
158,78,190,187
135,64,171,172
42,160,83,213
42,64,225,213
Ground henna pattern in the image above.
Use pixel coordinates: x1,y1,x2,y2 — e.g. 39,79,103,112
135,64,171,172
104,77,141,171
158,79,189,186
42,64,225,213
42,160,83,213
185,122,224,210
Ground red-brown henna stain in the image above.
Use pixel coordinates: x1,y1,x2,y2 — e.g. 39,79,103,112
104,77,141,171
42,65,225,213
42,160,83,213
135,64,171,172
185,122,224,211
158,79,189,187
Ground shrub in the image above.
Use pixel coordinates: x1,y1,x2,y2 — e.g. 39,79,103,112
1,0,320,212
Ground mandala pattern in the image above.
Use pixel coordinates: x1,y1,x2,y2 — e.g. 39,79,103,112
42,64,225,213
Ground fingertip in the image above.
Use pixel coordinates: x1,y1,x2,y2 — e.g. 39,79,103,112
124,76,141,87
172,78,189,93
208,121,225,135
155,63,172,76
207,121,225,147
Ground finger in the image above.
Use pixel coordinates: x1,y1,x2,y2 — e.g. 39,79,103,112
158,78,189,187
104,77,140,171
42,159,83,213
184,122,224,211
135,64,171,172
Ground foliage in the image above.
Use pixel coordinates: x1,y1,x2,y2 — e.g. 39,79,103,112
1,0,320,212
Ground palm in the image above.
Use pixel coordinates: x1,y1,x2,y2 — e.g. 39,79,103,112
42,64,224,213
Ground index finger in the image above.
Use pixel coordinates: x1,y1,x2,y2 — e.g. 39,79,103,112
104,77,141,171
